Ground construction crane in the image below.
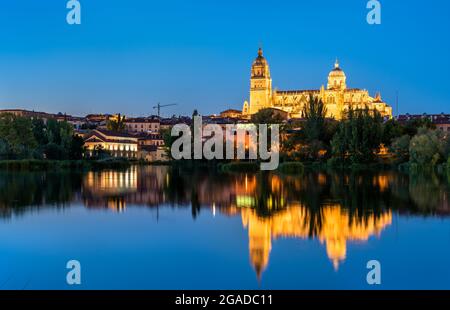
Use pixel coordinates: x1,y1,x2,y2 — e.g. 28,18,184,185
153,103,178,118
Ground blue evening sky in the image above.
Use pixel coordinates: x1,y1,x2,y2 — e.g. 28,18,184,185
0,0,449,117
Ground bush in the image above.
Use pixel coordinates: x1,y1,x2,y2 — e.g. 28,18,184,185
278,162,304,174
89,158,131,170
43,143,65,160
0,159,54,170
327,157,344,168
220,161,259,173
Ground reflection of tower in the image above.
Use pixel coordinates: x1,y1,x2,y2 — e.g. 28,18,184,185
241,205,310,280
240,205,392,279
242,211,272,280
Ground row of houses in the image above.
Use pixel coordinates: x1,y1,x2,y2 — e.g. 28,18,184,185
0,109,192,134
396,113,450,132
0,109,86,129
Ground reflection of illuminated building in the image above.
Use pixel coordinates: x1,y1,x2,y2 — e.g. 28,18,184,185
317,206,392,270
83,167,138,211
84,168,138,194
81,167,394,277
82,166,168,211
235,174,258,208
241,205,392,278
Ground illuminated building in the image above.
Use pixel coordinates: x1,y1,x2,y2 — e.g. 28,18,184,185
242,48,393,120
84,129,138,158
125,117,160,133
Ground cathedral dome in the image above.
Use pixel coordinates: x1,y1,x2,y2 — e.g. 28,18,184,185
328,59,346,77
327,59,347,90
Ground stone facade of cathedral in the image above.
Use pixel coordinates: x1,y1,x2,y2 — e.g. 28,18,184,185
242,48,393,120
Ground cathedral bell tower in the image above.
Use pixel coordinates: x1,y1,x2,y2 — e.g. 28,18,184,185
249,48,272,114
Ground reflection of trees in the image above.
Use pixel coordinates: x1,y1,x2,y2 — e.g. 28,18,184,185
408,171,450,214
328,172,392,224
1,166,449,220
0,171,82,218
1,166,449,281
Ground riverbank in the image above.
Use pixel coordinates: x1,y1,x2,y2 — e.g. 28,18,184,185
0,158,132,171
1,158,449,175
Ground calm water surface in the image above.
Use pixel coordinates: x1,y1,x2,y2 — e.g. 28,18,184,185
1,166,450,289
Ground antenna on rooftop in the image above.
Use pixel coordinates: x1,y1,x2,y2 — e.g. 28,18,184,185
396,91,399,117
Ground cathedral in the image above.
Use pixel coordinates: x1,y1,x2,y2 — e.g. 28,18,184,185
242,48,393,120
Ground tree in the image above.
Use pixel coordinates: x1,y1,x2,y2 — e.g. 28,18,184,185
297,95,336,161
106,114,126,132
282,96,338,161
389,135,410,163
331,107,383,164
382,119,404,145
59,121,75,152
409,127,446,166
32,118,48,146
43,143,65,160
330,122,347,162
251,108,284,124
0,139,10,159
0,113,37,159
69,135,85,160
46,118,62,145
0,114,85,161
302,95,327,142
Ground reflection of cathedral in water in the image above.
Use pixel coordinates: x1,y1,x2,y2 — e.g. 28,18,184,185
79,168,394,279
1,166,449,280
242,206,392,278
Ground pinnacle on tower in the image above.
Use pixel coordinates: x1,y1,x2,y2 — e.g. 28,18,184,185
335,58,340,69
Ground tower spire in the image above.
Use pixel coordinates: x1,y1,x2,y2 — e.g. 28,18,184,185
335,57,339,69
258,46,263,57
